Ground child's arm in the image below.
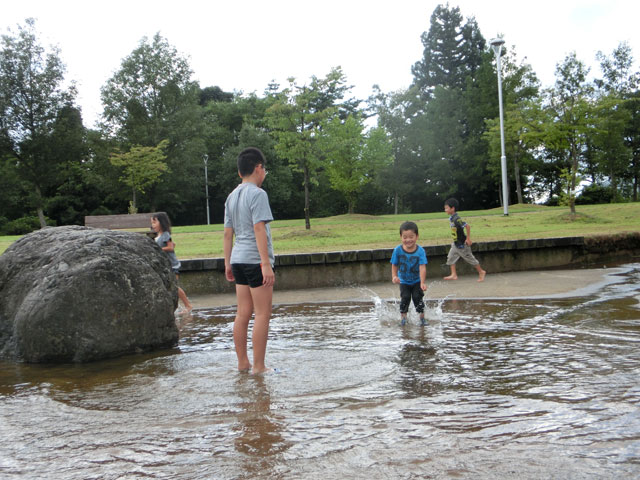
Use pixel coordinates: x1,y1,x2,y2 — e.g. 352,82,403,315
254,221,275,286
420,264,427,291
163,240,176,253
223,227,235,282
391,264,400,284
464,223,472,246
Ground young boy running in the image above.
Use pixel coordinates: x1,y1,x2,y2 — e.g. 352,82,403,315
443,198,486,282
223,147,275,374
391,221,428,326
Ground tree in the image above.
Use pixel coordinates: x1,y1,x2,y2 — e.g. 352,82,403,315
595,42,640,201
266,67,358,229
484,47,541,204
0,18,78,227
368,86,417,214
412,4,471,99
100,33,204,220
408,4,497,211
319,115,392,214
109,140,169,213
545,53,593,214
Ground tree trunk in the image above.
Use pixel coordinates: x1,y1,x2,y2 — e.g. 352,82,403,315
34,185,46,228
513,155,523,204
570,145,577,215
394,191,399,215
303,165,311,230
130,188,138,214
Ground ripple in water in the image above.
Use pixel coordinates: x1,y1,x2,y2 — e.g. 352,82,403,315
1,265,640,479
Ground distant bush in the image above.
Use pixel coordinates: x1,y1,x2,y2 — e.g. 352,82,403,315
576,185,615,205
1,216,55,235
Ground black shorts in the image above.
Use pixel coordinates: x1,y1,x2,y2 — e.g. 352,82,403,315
232,263,265,288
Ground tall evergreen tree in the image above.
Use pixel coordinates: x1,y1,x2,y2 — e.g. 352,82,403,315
0,18,78,228
408,4,496,211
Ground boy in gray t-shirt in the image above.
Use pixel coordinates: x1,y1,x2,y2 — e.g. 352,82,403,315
223,147,275,375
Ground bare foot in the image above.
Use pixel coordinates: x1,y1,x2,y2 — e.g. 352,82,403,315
238,362,252,372
252,366,276,375
444,275,458,280
478,270,486,282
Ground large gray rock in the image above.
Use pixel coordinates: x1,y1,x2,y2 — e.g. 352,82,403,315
0,226,179,363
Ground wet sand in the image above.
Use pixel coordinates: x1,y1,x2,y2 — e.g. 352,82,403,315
189,266,621,309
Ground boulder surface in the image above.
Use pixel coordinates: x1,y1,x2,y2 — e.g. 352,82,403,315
0,226,179,362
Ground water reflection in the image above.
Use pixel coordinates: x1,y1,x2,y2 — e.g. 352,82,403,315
233,374,290,458
1,265,640,479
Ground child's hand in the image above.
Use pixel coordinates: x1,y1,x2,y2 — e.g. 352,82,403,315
392,275,400,284
225,265,235,282
465,238,472,246
261,263,275,287
421,282,427,291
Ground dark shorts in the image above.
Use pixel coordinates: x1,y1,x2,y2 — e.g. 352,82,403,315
399,282,425,314
232,263,265,288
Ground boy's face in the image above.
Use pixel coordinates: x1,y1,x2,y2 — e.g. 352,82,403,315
444,204,455,215
400,229,419,251
256,163,267,187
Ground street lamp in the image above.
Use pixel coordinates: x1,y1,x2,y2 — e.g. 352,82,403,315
203,154,210,225
490,37,509,216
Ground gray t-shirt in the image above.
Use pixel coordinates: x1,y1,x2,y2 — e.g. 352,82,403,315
155,231,181,271
224,182,275,266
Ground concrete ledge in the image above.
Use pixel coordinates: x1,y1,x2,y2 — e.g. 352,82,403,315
179,234,640,295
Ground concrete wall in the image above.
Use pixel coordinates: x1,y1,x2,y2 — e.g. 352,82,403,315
178,233,640,295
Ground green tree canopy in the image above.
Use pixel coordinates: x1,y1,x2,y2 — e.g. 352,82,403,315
0,18,78,227
109,140,169,213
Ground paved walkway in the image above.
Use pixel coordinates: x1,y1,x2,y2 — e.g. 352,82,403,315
189,266,620,309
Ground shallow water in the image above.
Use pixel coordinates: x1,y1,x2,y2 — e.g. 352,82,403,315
2,265,640,479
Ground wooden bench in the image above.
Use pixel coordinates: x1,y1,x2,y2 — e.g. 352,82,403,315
84,212,164,236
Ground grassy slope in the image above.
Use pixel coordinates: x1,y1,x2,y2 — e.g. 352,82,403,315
1,203,639,259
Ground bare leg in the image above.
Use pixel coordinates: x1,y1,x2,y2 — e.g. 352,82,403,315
444,264,458,280
476,265,486,282
177,287,193,312
234,284,254,372
249,284,273,374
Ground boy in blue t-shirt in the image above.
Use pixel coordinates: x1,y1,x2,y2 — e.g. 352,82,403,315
390,221,428,326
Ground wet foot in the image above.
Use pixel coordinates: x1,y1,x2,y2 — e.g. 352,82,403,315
478,270,486,282
444,275,458,280
252,367,277,375
238,362,252,372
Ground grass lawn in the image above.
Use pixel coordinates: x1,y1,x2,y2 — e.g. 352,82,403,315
1,203,639,259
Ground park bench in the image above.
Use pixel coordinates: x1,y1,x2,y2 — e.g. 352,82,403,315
84,212,164,237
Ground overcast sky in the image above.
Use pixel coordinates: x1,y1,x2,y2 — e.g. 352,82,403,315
3,0,639,127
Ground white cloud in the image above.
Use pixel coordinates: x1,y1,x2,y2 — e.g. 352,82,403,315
3,0,639,127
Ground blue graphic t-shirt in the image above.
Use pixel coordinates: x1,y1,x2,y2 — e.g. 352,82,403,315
390,245,428,285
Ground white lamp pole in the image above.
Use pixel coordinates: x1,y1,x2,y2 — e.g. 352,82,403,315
203,154,210,225
490,37,509,216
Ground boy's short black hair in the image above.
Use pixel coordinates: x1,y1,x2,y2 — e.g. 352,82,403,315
399,221,419,236
237,147,266,177
444,198,459,211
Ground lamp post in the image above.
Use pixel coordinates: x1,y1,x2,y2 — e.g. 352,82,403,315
203,154,210,225
490,37,509,216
